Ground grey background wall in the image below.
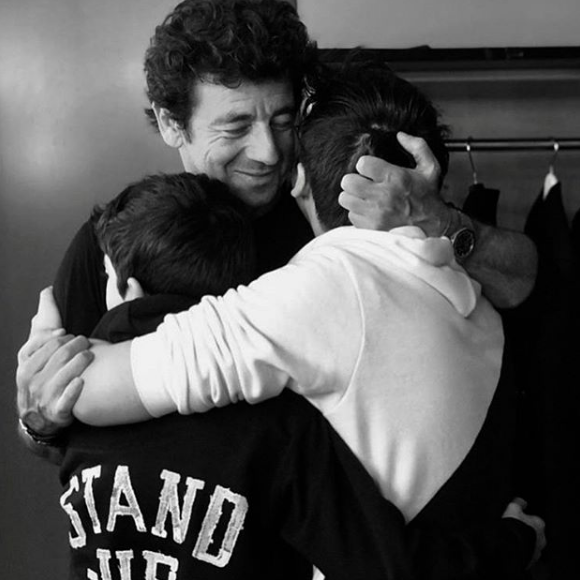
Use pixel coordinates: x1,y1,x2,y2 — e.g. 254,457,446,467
0,1,180,577
0,0,578,578
299,0,580,48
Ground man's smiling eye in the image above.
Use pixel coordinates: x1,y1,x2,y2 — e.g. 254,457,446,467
223,125,250,137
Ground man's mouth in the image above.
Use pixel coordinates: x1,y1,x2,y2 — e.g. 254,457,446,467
237,169,276,179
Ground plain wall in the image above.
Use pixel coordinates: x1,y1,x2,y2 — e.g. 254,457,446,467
299,0,580,48
0,1,577,579
0,1,180,577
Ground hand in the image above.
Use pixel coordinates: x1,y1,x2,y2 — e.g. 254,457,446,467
16,287,92,436
17,334,94,435
338,132,449,236
502,497,547,568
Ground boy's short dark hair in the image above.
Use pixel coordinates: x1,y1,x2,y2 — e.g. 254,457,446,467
144,0,317,133
298,59,450,231
93,172,256,299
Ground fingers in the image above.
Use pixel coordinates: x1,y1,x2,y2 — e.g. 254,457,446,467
341,172,374,196
43,335,92,377
338,191,372,215
18,328,64,363
396,132,440,176
30,286,63,333
18,334,78,377
54,377,86,423
16,335,93,432
354,156,391,182
51,349,94,388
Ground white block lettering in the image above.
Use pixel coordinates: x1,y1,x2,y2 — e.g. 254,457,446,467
107,466,146,533
151,470,205,544
143,550,179,580
82,466,103,534
193,486,248,568
60,475,87,549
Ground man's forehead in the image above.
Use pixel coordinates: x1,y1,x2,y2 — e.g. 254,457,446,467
190,78,295,123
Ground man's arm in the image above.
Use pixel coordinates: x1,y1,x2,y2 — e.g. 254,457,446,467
73,339,148,425
339,132,538,309
16,288,93,462
16,218,107,456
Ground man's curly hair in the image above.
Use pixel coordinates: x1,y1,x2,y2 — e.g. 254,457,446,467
144,0,318,135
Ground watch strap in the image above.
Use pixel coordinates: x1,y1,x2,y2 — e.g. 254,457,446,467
19,418,65,447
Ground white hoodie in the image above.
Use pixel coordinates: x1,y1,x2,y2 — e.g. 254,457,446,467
131,225,503,521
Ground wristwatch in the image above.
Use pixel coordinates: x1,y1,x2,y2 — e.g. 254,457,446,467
450,227,476,261
442,204,476,262
18,417,64,447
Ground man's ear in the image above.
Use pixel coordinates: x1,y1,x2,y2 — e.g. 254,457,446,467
152,103,185,149
123,277,146,303
290,162,309,200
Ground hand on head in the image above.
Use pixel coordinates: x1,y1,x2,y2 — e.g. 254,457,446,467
338,132,449,235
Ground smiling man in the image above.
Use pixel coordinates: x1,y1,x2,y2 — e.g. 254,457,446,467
155,79,297,213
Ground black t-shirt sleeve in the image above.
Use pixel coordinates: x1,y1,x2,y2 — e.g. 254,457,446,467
53,219,107,336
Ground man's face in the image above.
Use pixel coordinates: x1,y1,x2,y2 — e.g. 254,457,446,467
178,78,296,212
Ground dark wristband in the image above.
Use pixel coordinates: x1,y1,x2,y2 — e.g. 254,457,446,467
18,418,65,447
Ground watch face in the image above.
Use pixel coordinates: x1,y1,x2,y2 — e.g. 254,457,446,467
453,228,476,259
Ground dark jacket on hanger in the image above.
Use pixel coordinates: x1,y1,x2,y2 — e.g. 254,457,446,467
502,181,580,579
462,182,500,226
571,205,580,261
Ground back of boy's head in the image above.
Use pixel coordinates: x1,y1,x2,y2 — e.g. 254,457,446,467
298,58,450,231
93,172,256,299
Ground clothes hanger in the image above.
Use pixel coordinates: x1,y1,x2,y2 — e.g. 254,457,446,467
462,138,500,225
543,139,560,199
466,138,479,185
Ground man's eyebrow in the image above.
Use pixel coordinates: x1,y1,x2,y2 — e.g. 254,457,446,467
213,112,254,125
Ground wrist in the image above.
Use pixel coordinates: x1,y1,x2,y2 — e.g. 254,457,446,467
441,203,476,262
18,415,66,447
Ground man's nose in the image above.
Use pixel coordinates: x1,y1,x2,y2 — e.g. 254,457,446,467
246,124,280,166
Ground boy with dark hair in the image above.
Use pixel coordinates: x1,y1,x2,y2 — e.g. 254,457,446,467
59,172,413,580
93,172,255,308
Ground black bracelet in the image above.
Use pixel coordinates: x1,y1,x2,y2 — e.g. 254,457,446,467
18,418,65,447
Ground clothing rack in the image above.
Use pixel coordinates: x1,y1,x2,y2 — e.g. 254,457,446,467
446,137,580,152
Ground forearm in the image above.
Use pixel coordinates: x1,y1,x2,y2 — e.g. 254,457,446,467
463,219,538,309
73,340,150,426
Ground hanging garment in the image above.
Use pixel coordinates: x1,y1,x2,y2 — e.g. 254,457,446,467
571,206,580,261
502,178,580,579
462,182,500,225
